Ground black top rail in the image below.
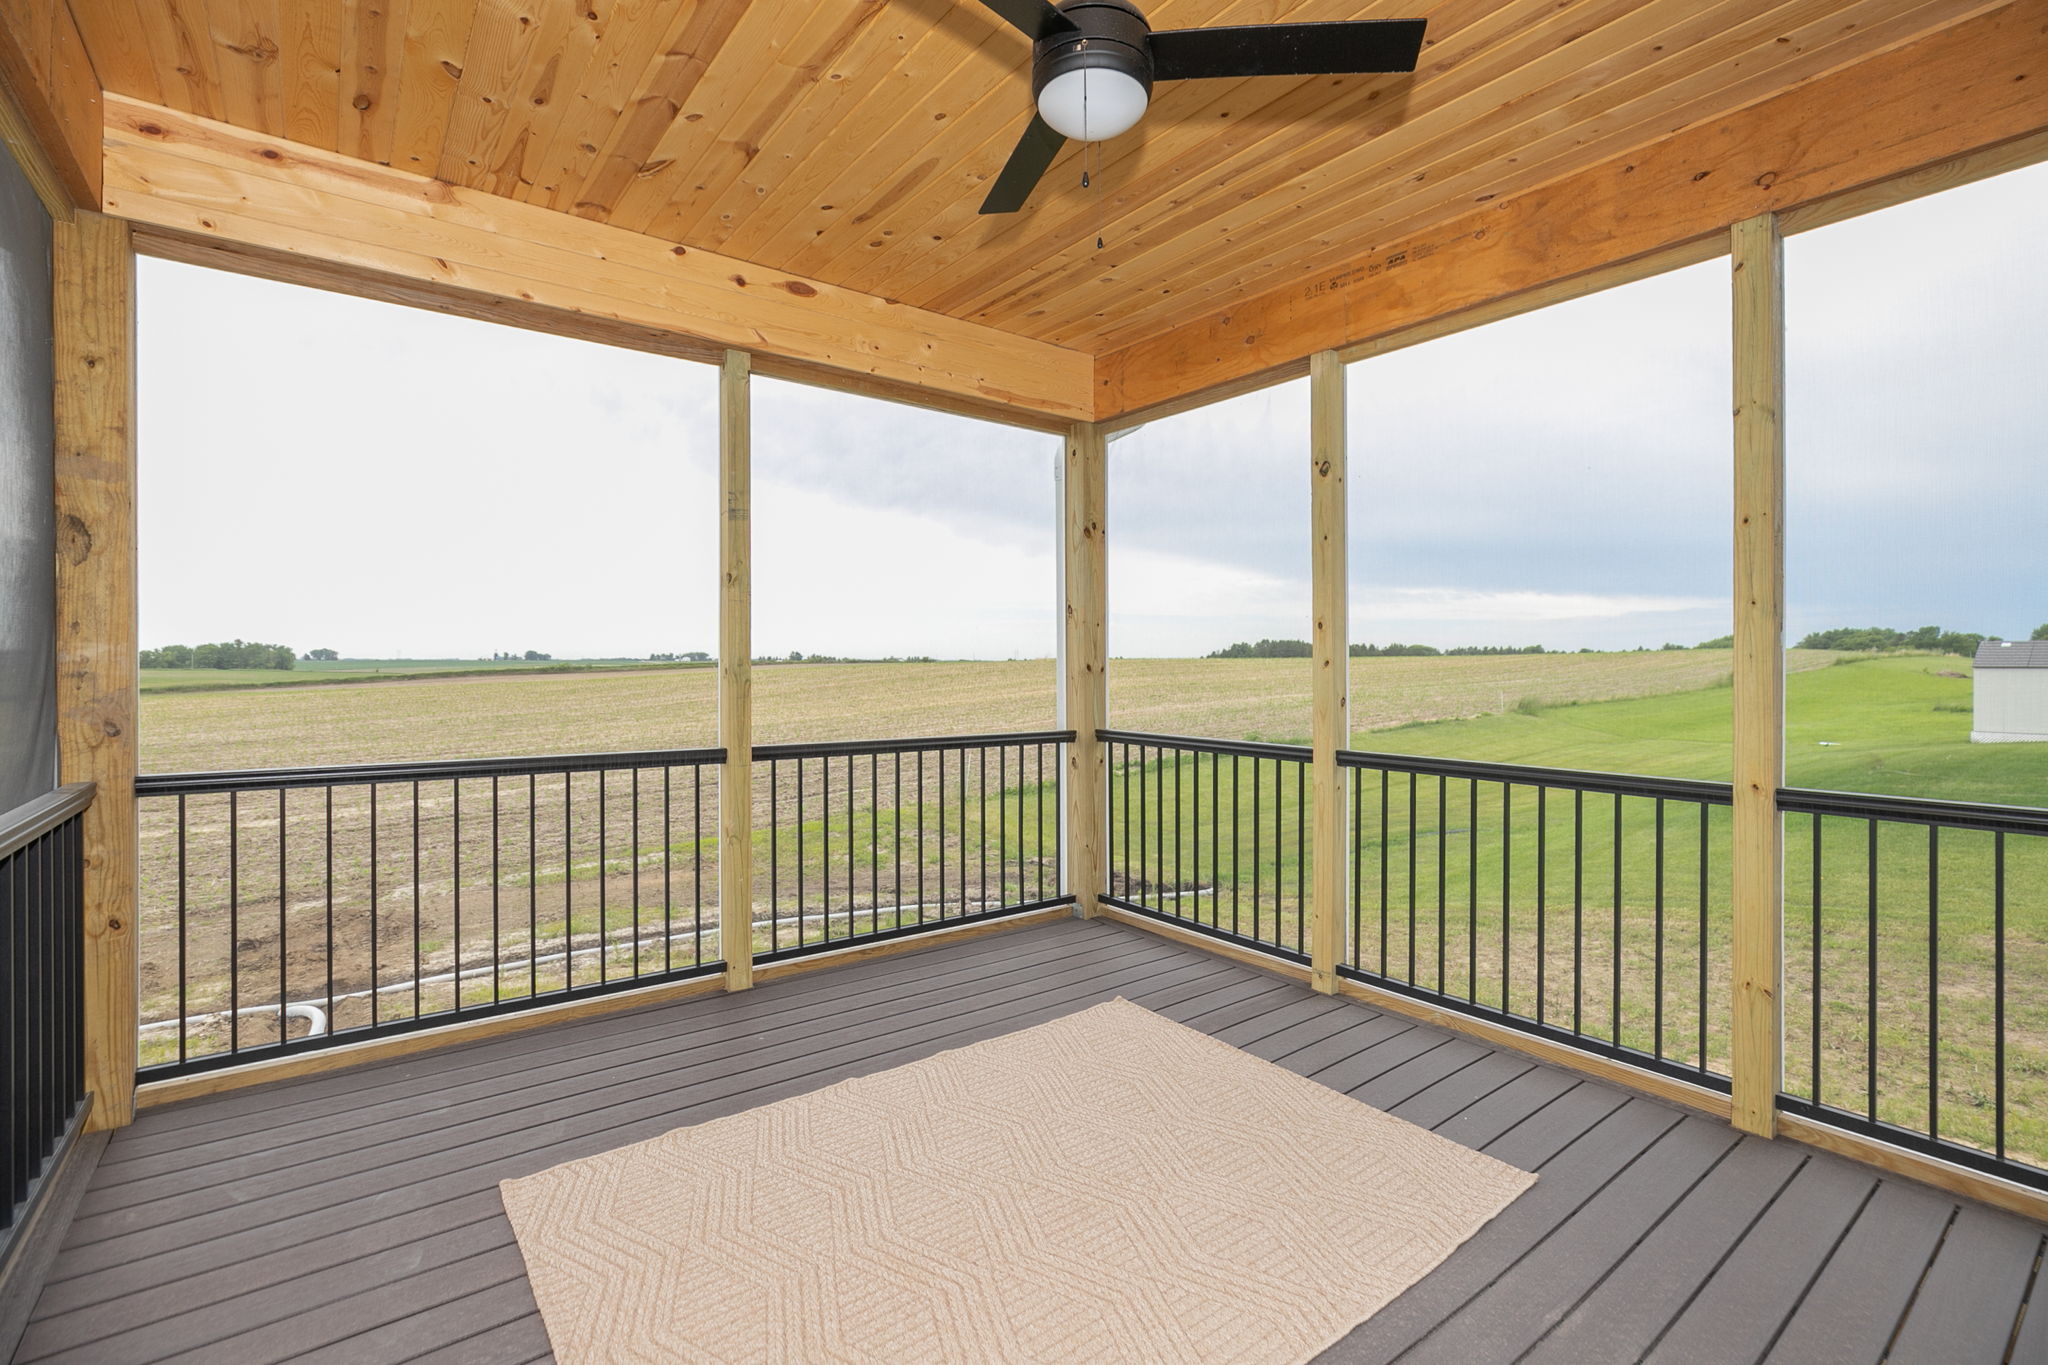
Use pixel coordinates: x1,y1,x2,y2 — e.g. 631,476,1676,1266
135,746,730,795
756,731,1075,761
0,782,96,859
1339,748,1734,805
1098,729,1313,763
1776,786,2048,836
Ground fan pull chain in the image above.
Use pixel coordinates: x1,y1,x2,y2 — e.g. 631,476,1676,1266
1075,71,1104,250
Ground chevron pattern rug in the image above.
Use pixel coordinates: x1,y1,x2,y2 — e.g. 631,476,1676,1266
500,997,1535,1364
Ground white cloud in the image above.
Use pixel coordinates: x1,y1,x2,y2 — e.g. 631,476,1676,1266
135,159,2046,661
1360,588,1723,624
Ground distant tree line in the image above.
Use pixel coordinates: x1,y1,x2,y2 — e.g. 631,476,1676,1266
650,652,712,662
757,652,938,664
1206,640,1551,659
492,650,553,661
1793,625,1990,656
1353,642,1550,657
140,640,295,670
1209,639,1313,659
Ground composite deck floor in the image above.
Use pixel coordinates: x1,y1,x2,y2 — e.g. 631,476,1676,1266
12,917,2047,1364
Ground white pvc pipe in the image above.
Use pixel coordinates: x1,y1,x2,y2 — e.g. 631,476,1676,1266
138,893,1053,1037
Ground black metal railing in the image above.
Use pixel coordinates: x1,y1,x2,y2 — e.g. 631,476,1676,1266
1100,731,1311,963
1778,787,2048,1190
751,732,1071,963
3,783,92,1244
134,749,725,1078
1337,751,1734,1092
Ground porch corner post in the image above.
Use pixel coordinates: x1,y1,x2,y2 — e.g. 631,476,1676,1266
1309,351,1349,995
1730,213,1786,1137
719,349,754,990
53,210,138,1131
1061,421,1107,917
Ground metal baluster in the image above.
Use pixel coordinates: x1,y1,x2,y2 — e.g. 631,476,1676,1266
1380,770,1390,975
1501,784,1512,1016
1350,768,1362,969
1469,780,1479,1000
492,777,502,1000
849,754,858,937
1572,790,1583,1037
414,781,423,1014
1699,802,1710,1074
230,790,240,1053
1612,795,1623,1045
693,765,704,964
178,794,189,1063
1654,797,1665,1059
1867,819,1879,1124
1407,772,1417,983
1995,830,2006,1161
279,788,288,1044
520,782,542,988
1438,776,1448,995
1294,760,1304,955
1536,787,1547,1026
1812,812,1823,1103
1928,824,1940,1141
325,787,336,1031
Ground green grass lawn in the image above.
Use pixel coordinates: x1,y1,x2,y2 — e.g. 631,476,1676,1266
1106,654,2048,1167
1355,652,2044,807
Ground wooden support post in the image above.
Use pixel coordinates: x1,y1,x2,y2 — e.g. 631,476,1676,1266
1062,422,1107,917
1309,351,1349,994
1730,213,1786,1138
53,212,139,1131
719,350,754,990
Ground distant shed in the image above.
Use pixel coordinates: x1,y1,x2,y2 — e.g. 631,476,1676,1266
1971,640,2048,743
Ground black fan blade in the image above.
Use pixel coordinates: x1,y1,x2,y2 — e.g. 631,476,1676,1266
973,0,1077,41
979,114,1067,214
1150,18,1426,81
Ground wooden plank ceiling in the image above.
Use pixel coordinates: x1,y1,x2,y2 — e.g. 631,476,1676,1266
71,0,1999,356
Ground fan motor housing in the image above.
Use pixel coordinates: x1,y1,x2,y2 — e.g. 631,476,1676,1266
1031,0,1154,101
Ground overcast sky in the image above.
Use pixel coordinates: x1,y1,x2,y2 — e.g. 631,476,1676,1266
138,159,2045,660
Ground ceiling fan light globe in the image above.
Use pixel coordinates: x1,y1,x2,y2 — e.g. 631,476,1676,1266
1036,67,1148,142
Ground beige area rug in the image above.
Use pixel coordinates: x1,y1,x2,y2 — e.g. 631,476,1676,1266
500,997,1535,1364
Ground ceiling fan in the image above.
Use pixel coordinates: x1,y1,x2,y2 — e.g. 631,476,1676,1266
974,0,1427,214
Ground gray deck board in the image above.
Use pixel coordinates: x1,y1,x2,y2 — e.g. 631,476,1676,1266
1521,1134,1808,1363
1761,1178,1955,1365
12,918,2045,1364
1646,1156,1881,1362
1881,1203,2042,1363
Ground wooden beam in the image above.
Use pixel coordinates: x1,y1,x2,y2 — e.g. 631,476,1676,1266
1095,3,2048,421
1730,212,1786,1140
1062,421,1107,918
98,96,1094,428
719,349,754,991
1096,904,1314,988
0,42,69,219
52,208,136,1132
752,907,1073,987
122,223,1064,435
0,0,99,211
1308,351,1347,995
1776,1112,2048,1228
1097,235,1738,437
136,972,727,1109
